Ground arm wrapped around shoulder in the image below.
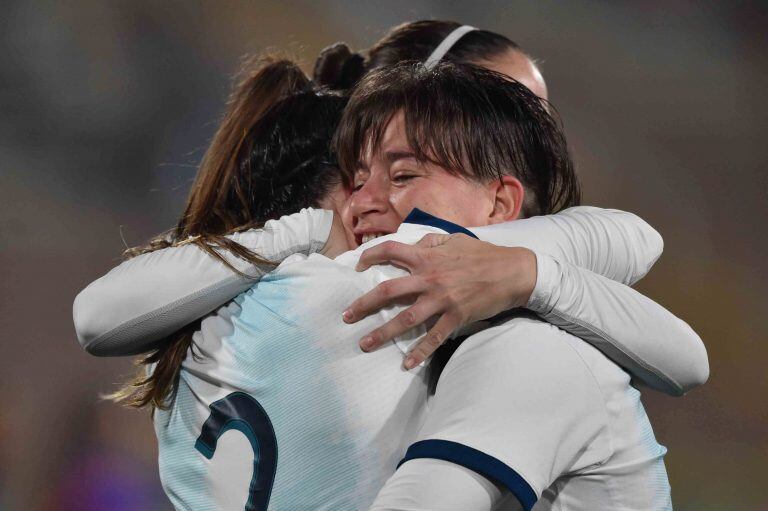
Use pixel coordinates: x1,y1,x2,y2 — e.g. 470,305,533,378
529,253,709,395
473,206,664,285
73,208,333,356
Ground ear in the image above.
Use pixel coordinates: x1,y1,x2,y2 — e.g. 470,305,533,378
486,175,525,223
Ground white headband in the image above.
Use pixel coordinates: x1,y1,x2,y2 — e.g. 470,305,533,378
424,25,477,69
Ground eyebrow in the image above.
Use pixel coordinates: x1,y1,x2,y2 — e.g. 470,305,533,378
355,150,417,173
384,150,418,164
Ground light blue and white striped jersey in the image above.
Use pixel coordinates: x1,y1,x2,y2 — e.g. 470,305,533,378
154,215,453,510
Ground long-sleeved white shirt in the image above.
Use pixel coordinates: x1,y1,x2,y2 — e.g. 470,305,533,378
72,206,708,395
152,212,672,511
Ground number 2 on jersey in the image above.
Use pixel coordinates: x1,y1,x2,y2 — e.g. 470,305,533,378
195,392,278,511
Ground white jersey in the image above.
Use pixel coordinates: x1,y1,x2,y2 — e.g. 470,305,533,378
71,207,709,510
154,213,481,509
155,215,485,510
73,207,708,396
386,315,672,511
155,249,431,510
153,209,686,510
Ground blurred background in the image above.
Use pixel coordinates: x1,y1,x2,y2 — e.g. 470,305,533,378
1,1,766,509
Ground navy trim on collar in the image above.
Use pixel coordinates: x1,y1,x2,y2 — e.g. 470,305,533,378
403,208,478,239
399,439,538,510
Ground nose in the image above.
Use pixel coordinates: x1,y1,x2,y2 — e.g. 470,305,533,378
349,174,388,224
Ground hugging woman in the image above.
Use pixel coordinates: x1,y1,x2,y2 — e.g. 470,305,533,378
74,21,706,511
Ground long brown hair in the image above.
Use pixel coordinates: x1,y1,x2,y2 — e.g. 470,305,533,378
112,56,347,410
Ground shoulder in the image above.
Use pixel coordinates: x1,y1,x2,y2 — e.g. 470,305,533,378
451,316,594,371
259,208,334,255
440,316,607,406
420,315,614,492
263,207,331,230
262,254,375,316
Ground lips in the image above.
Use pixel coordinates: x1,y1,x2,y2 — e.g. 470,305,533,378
354,231,390,246
352,217,398,247
361,233,386,244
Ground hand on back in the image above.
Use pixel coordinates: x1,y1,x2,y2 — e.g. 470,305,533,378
343,233,537,368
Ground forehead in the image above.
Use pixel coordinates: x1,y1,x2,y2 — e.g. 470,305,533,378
359,111,411,167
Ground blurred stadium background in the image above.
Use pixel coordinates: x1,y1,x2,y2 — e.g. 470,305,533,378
1,1,766,509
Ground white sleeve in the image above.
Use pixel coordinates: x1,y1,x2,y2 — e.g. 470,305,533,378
73,208,333,356
370,458,504,511
471,206,709,396
472,206,663,285
528,254,709,395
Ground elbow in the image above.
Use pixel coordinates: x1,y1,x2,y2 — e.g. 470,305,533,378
608,209,665,285
676,323,711,395
651,320,709,397
647,226,664,269
73,282,167,357
684,341,710,393
693,362,710,390
72,286,110,356
635,214,664,277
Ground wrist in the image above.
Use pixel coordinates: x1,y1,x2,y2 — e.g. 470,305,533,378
526,252,561,314
500,246,537,309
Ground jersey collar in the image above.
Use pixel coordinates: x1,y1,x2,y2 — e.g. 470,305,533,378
402,208,479,239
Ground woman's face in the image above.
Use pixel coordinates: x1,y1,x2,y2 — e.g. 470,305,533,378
336,47,546,247
344,112,497,247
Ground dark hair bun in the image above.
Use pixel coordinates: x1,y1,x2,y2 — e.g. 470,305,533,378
313,42,365,91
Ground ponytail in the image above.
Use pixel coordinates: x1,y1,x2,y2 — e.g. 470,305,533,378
111,55,311,411
180,56,311,237
313,42,365,91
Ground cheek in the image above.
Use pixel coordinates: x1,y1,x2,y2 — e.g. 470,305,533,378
387,178,490,226
452,186,494,225
417,181,491,225
389,186,429,222
341,197,354,230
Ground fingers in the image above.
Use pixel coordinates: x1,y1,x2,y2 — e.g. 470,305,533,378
356,241,421,272
351,231,472,368
414,232,452,249
358,297,444,352
403,313,461,370
344,276,424,325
